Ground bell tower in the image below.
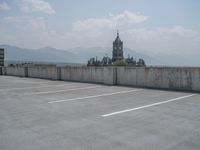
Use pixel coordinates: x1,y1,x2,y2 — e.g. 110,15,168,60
112,30,123,62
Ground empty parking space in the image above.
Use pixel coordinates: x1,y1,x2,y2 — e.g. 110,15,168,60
0,76,200,150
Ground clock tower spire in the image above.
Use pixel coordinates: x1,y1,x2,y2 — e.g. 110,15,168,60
112,30,124,62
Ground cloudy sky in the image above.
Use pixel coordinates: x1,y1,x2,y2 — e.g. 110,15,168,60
0,0,200,55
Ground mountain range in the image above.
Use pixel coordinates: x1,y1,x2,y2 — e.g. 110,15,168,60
0,44,199,66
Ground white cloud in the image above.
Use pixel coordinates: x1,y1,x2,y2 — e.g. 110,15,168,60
0,2,10,11
19,0,55,14
72,11,148,36
123,26,200,54
0,15,57,48
0,10,200,57
4,16,46,30
124,26,199,40
112,11,148,24
69,12,200,54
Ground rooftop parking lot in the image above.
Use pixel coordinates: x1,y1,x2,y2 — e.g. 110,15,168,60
0,76,200,150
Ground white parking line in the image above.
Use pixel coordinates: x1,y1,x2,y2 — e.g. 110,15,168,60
22,85,100,95
0,80,52,85
15,81,52,84
0,83,77,91
48,89,143,104
102,94,197,117
0,77,50,82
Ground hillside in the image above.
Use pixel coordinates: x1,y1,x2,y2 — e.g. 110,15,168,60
0,44,198,66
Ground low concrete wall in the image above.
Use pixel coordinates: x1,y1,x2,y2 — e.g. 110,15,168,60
60,67,116,85
117,67,200,91
1,66,200,92
5,66,26,77
28,66,58,80
103,67,117,85
0,67,7,75
0,67,2,75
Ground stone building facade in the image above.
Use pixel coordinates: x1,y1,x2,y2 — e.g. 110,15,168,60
87,31,145,66
112,31,123,62
0,48,4,66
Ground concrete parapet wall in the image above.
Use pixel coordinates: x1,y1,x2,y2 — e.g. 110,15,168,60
1,66,200,92
5,66,26,77
60,67,115,85
28,66,58,80
0,67,2,75
103,67,117,85
117,67,200,92
1,67,7,75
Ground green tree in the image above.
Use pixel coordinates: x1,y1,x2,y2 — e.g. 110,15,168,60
113,60,127,66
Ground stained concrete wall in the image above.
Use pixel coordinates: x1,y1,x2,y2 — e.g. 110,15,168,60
0,67,7,76
103,67,117,85
0,67,2,75
5,66,26,77
117,67,200,92
60,67,116,85
28,66,58,80
1,66,200,92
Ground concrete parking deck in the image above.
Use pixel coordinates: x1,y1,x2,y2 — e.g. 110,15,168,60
0,76,200,150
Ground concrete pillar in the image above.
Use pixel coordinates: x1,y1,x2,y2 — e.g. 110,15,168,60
2,67,7,75
56,67,61,80
24,67,28,77
103,67,116,85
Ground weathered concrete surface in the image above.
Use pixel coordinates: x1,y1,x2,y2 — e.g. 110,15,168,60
61,67,94,83
0,76,200,150
60,67,116,85
28,66,58,80
117,67,200,92
2,66,200,92
191,68,200,91
5,66,26,77
103,67,117,85
0,67,2,75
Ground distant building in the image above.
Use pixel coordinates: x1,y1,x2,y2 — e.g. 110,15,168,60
112,31,123,62
0,48,4,66
87,31,146,66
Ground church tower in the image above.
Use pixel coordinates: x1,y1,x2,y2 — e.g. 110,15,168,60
112,31,123,62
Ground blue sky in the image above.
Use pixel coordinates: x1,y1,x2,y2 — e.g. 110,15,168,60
0,0,200,55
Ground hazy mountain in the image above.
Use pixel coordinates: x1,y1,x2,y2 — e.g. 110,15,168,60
0,44,199,66
1,44,156,64
0,45,79,63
